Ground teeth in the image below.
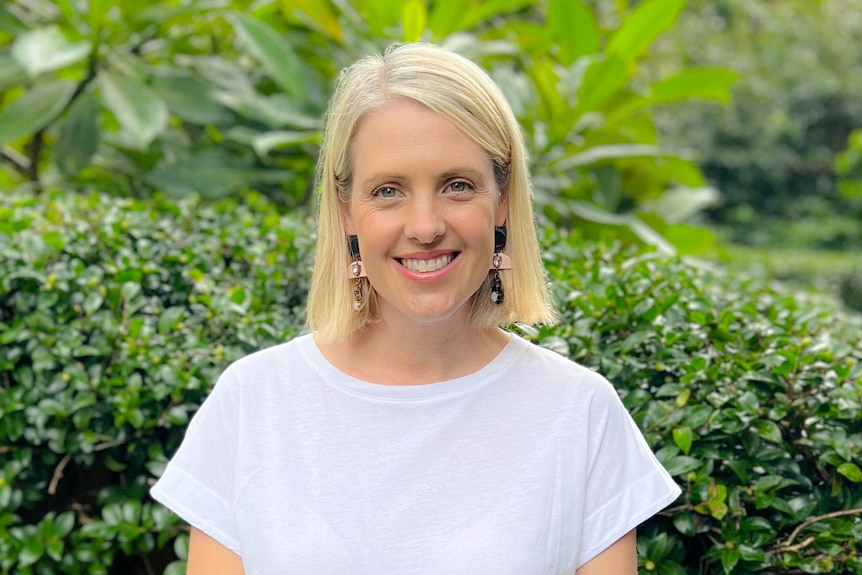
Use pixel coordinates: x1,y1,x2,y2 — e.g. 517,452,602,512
402,254,453,273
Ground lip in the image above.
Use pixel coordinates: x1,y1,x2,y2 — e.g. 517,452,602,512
394,250,460,279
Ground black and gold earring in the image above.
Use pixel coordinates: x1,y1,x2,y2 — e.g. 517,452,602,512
347,235,366,311
490,226,507,305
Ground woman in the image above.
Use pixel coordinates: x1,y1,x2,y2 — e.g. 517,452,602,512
151,42,680,574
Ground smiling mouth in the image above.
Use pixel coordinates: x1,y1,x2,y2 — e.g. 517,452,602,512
398,253,457,273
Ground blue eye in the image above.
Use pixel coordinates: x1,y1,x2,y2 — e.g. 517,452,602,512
374,186,398,198
449,181,473,193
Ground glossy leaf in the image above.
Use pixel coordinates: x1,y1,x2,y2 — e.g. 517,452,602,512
552,144,663,171
229,12,306,99
457,0,535,32
287,0,343,43
648,68,738,105
402,0,427,42
548,0,598,65
0,54,28,90
428,0,470,38
11,26,91,77
0,80,76,144
54,91,99,177
98,71,169,151
606,0,685,63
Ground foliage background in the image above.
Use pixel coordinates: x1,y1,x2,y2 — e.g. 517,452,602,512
1,0,861,574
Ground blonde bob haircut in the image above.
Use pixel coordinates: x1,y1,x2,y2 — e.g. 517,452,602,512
307,42,556,342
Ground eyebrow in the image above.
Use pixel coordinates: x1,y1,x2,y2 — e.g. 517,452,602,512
360,168,487,188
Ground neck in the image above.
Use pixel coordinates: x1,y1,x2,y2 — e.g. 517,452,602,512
319,319,509,386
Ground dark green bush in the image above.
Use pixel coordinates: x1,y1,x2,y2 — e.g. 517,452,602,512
1,191,860,574
0,191,312,574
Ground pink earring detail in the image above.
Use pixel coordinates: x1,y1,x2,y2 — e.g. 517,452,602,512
347,235,367,311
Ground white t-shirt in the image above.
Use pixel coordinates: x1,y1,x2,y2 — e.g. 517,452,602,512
151,333,680,574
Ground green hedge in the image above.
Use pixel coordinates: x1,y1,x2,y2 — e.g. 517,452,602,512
1,191,861,574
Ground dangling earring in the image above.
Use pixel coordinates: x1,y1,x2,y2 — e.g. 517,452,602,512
347,235,366,311
490,226,508,305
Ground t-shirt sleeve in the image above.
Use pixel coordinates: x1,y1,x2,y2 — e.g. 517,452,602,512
577,376,682,567
150,368,241,555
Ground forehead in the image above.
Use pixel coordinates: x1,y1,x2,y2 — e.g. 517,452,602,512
351,100,493,178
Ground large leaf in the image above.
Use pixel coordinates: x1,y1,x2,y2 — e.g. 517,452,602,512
457,0,534,32
0,80,76,144
641,186,720,224
98,71,169,151
0,54,28,91
286,0,344,44
355,0,403,35
648,68,739,105
146,149,250,198
552,144,663,171
251,130,321,156
54,91,99,177
568,200,676,254
229,12,305,100
547,0,598,66
576,55,628,115
11,26,91,77
428,0,470,38
402,0,427,42
151,73,233,125
605,0,685,63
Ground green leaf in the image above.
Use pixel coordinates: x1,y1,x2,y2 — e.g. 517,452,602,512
429,0,470,37
11,26,91,77
252,130,320,156
0,80,76,144
553,144,662,171
457,0,534,32
98,71,169,150
402,0,427,42
576,55,628,114
548,0,598,65
673,427,693,455
54,511,76,538
54,90,99,177
290,0,343,43
605,0,685,63
151,73,232,125
146,148,254,198
753,420,783,444
0,54,28,90
229,12,305,99
648,68,738,105
837,462,862,483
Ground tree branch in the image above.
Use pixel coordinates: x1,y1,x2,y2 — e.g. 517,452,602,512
773,507,862,551
0,146,31,176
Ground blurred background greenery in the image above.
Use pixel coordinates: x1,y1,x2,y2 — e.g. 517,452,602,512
2,2,862,573
1,0,860,307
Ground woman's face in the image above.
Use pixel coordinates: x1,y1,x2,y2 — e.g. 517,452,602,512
343,99,507,328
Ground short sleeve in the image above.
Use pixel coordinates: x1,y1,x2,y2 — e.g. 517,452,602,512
577,379,681,566
150,369,241,554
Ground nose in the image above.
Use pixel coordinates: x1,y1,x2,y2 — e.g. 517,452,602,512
404,194,446,245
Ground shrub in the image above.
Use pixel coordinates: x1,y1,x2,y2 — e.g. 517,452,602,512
1,192,860,574
0,191,312,574
537,231,862,574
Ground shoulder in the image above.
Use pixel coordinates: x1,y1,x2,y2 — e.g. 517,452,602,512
507,334,617,397
223,332,315,376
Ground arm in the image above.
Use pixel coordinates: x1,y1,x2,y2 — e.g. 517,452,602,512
187,527,245,575
575,529,637,575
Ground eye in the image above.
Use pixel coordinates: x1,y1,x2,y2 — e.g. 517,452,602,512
447,180,474,194
372,185,399,199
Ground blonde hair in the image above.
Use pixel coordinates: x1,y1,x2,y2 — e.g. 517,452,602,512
307,42,556,342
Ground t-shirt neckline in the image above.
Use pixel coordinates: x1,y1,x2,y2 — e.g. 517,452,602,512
300,332,525,402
